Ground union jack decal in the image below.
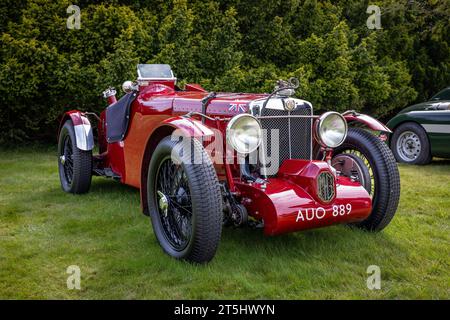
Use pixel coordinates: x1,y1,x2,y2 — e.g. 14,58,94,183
228,103,247,113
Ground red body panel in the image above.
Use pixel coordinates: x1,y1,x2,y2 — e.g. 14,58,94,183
184,83,207,92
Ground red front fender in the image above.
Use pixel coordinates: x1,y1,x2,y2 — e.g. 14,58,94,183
139,116,218,216
343,112,391,133
159,116,216,138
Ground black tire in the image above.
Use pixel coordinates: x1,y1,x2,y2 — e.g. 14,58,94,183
58,120,92,194
333,128,400,231
390,122,432,165
147,136,223,263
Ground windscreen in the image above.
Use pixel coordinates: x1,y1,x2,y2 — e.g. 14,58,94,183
137,64,174,79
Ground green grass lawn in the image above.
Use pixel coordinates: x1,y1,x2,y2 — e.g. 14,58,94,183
0,146,449,299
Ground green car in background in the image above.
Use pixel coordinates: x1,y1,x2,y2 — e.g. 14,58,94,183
387,87,450,164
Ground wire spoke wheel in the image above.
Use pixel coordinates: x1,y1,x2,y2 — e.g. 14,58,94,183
337,149,375,198
155,158,193,251
61,135,74,184
147,137,223,263
333,128,400,231
57,120,92,194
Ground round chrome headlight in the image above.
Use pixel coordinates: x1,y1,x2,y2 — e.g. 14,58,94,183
315,112,348,148
226,114,262,154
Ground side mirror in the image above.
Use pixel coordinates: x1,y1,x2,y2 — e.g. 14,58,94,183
122,81,137,93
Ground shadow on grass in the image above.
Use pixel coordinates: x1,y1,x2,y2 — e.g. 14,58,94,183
89,178,138,195
20,177,139,208
430,158,450,166
218,224,400,266
397,158,450,168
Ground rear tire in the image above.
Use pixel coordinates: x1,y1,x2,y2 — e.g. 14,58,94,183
58,120,92,194
390,122,432,165
147,136,223,263
333,128,400,231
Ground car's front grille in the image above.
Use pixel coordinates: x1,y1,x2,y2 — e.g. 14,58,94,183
258,103,312,174
317,171,335,203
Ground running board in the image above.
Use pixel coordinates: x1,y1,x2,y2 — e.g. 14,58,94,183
93,168,121,181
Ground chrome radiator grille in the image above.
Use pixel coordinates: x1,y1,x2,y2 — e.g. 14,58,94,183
258,103,313,173
317,171,335,202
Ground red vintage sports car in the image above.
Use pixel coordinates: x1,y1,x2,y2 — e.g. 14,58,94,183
58,64,400,263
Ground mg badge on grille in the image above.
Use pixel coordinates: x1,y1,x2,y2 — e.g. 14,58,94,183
284,99,296,112
317,171,335,203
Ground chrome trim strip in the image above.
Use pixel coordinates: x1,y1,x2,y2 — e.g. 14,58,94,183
288,111,292,158
410,110,450,114
422,124,450,134
256,115,318,119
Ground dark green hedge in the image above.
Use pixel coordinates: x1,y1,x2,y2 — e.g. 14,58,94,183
0,0,449,143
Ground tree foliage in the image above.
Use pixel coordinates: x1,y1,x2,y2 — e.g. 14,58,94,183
0,0,448,143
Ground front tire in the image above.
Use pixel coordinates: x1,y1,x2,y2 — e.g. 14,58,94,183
333,128,400,231
147,136,223,263
58,120,92,194
390,122,432,165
